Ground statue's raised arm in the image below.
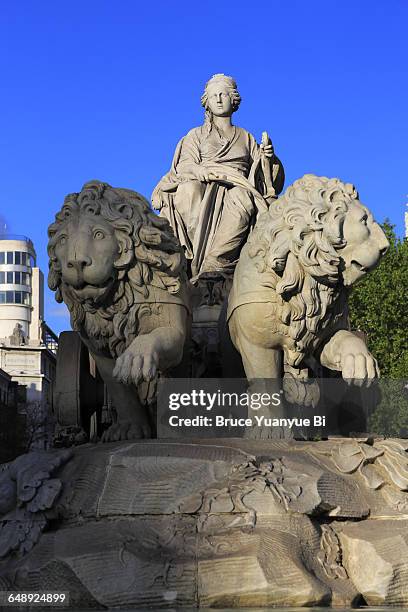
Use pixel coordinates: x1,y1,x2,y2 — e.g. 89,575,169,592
152,73,284,282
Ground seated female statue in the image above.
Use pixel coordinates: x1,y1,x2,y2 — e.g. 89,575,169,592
152,73,284,282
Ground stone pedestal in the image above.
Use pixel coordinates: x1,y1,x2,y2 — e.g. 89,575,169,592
2,438,408,608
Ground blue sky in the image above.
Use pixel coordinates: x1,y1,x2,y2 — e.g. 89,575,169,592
1,0,407,334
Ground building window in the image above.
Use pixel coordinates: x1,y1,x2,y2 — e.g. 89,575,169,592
0,252,33,267
0,290,31,304
0,271,30,285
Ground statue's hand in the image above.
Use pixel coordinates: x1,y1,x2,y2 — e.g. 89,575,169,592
260,142,274,158
195,167,211,182
334,336,380,386
113,336,159,386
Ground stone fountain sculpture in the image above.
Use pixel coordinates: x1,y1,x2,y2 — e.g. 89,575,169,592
227,174,389,435
1,75,407,609
229,174,389,383
47,180,190,441
152,73,284,372
152,73,284,283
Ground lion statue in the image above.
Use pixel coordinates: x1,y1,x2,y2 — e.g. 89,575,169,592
228,174,389,413
48,181,190,441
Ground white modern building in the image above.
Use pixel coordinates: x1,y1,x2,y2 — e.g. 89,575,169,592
0,234,58,415
0,234,39,340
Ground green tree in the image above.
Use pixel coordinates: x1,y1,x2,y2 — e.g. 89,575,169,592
348,222,408,435
349,222,408,377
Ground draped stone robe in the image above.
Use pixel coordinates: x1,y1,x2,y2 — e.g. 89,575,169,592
152,124,284,280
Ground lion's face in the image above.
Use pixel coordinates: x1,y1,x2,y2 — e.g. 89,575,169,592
48,181,187,357
339,200,389,286
52,212,120,304
249,175,389,290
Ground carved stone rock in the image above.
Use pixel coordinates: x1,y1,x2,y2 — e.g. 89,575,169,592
2,438,408,607
340,520,408,605
0,450,73,559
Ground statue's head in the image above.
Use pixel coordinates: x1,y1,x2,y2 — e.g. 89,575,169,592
48,181,185,309
47,181,187,356
250,174,390,289
201,73,241,120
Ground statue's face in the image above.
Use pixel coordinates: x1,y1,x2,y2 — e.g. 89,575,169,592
340,201,389,286
53,213,120,302
206,82,234,117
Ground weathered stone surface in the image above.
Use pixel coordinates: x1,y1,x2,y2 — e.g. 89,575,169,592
2,438,408,608
0,450,73,558
197,513,330,607
312,437,408,516
54,442,371,522
13,517,197,608
340,520,408,606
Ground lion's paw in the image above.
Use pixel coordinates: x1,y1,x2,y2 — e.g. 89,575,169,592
113,337,159,386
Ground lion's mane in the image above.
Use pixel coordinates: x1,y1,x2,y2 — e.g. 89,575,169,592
48,181,187,358
246,174,358,362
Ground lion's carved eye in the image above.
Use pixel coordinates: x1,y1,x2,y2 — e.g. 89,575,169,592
360,215,368,225
93,230,105,240
58,235,67,246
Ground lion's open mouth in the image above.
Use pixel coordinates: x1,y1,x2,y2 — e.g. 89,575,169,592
67,281,115,304
351,259,381,275
343,258,378,287
351,260,367,272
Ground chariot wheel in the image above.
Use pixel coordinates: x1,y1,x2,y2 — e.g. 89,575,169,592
54,331,100,434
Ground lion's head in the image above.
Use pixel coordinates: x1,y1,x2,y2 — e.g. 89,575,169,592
48,181,187,356
245,174,389,360
250,174,388,287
